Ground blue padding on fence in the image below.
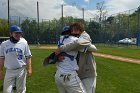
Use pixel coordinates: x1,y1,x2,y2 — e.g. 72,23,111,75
137,33,140,46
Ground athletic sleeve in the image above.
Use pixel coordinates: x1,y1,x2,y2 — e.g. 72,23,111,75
0,44,5,58
60,31,93,52
24,43,32,57
60,40,79,52
60,38,90,52
87,44,97,52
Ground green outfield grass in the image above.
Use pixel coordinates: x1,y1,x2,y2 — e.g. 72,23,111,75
96,57,140,93
0,49,140,93
29,44,140,59
96,45,140,60
26,49,58,93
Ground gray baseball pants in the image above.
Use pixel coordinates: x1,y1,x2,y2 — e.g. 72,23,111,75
82,77,96,93
3,66,27,93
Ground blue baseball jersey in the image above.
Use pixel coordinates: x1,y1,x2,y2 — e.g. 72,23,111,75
57,35,79,73
0,38,32,69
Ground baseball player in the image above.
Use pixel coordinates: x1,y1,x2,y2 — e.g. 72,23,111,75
43,26,96,66
0,25,32,93
55,26,87,93
55,22,97,93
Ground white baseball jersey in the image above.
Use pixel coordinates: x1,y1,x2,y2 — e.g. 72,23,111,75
57,35,79,73
0,37,32,69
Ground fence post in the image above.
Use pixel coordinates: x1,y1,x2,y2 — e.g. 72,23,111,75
137,11,140,46
55,19,58,44
118,14,121,47
126,10,131,47
37,1,40,44
48,20,50,43
8,0,10,26
19,16,20,26
104,16,107,46
128,10,131,38
109,15,113,46
61,4,64,28
98,17,101,46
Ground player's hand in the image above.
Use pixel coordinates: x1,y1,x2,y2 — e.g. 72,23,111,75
54,48,61,55
58,55,65,62
27,68,32,77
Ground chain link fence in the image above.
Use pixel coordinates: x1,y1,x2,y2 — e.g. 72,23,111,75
86,8,140,47
0,0,140,47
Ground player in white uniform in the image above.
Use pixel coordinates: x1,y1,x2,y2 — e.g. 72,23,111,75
0,25,32,93
55,26,86,93
55,23,97,93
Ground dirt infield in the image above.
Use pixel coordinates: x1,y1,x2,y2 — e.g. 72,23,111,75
93,53,140,64
34,46,140,64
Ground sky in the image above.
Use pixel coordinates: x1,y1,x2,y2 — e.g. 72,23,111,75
0,0,140,20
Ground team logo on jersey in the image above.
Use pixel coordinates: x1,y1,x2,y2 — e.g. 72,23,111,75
6,48,23,60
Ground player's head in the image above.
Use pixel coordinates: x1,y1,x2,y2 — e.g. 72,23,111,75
9,25,22,43
70,22,84,37
61,26,70,35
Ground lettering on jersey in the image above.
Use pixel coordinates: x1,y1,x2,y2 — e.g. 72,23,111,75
6,48,23,60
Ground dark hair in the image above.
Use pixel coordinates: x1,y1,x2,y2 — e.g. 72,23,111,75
70,22,85,32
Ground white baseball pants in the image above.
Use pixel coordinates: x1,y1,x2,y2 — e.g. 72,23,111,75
55,70,86,93
3,67,27,93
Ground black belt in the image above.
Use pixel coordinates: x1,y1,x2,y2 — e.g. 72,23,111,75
60,74,71,82
7,66,25,70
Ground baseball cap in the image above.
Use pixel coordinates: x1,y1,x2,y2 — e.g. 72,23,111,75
61,26,70,35
10,25,22,33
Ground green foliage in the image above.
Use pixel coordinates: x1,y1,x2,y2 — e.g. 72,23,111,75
86,21,100,43
19,16,85,44
0,19,9,37
135,7,140,13
60,16,84,25
106,16,114,24
21,19,38,43
103,10,140,43
1,7,138,44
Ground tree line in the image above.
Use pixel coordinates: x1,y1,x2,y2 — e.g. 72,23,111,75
0,7,140,44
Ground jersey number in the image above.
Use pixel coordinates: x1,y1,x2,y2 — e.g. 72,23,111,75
18,55,23,60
